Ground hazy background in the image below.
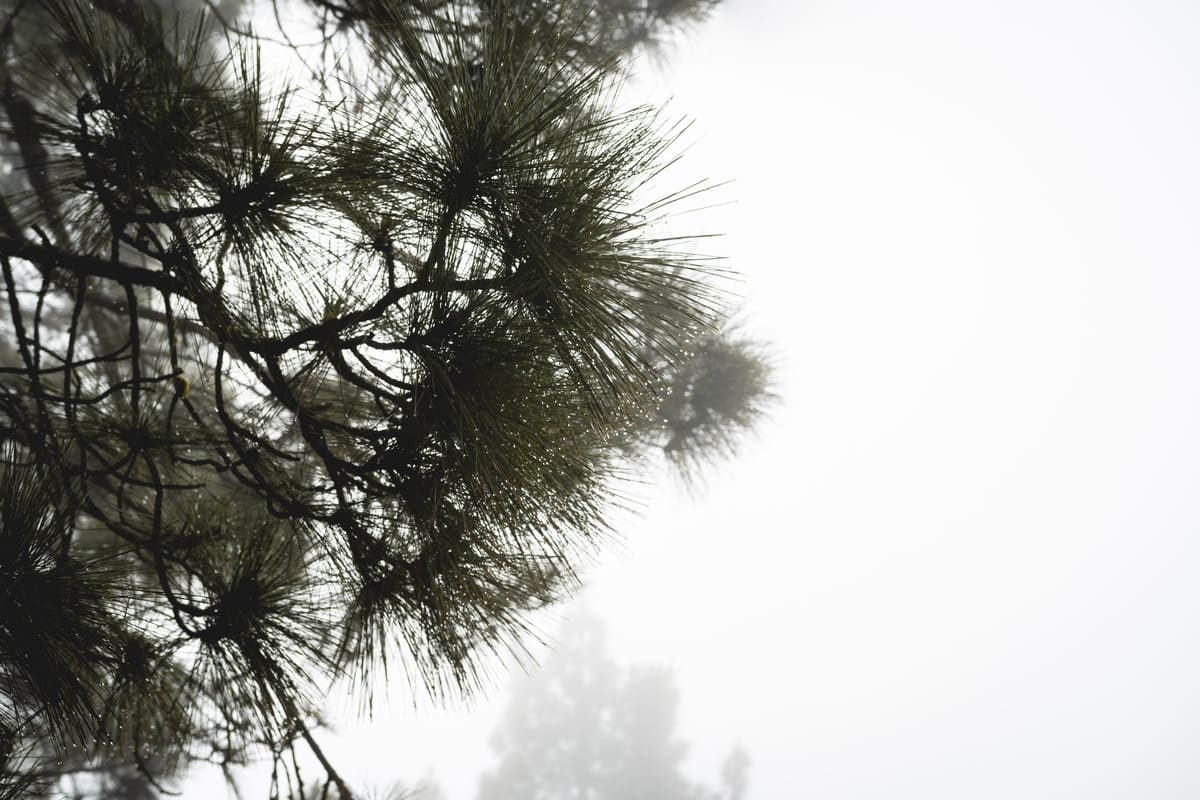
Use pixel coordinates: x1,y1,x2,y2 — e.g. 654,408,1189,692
225,0,1200,797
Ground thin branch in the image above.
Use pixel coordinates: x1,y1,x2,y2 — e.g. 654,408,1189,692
0,236,185,295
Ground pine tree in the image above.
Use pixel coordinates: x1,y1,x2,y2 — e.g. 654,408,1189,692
479,613,751,800
0,0,770,796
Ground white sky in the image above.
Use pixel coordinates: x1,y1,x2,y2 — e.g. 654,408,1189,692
604,1,1200,796
212,1,1200,797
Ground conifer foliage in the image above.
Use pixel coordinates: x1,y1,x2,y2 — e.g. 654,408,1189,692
0,0,769,796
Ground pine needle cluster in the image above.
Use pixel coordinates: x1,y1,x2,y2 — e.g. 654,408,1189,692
0,0,771,796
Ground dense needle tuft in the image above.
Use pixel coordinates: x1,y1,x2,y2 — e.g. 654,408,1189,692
0,0,769,795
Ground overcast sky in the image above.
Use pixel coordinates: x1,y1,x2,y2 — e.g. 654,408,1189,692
619,2,1200,796
213,1,1200,797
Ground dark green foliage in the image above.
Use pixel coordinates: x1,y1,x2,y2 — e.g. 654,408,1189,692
657,329,774,477
300,0,720,65
0,0,770,796
0,450,103,742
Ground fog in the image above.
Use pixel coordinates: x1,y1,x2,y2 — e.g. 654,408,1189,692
204,0,1200,797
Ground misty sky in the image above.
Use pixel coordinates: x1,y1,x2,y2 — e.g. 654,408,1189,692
209,1,1200,797
610,2,1200,796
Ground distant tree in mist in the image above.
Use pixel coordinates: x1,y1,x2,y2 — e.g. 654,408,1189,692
478,614,751,800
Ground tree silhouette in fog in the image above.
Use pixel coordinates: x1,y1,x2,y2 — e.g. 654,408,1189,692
480,614,751,800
